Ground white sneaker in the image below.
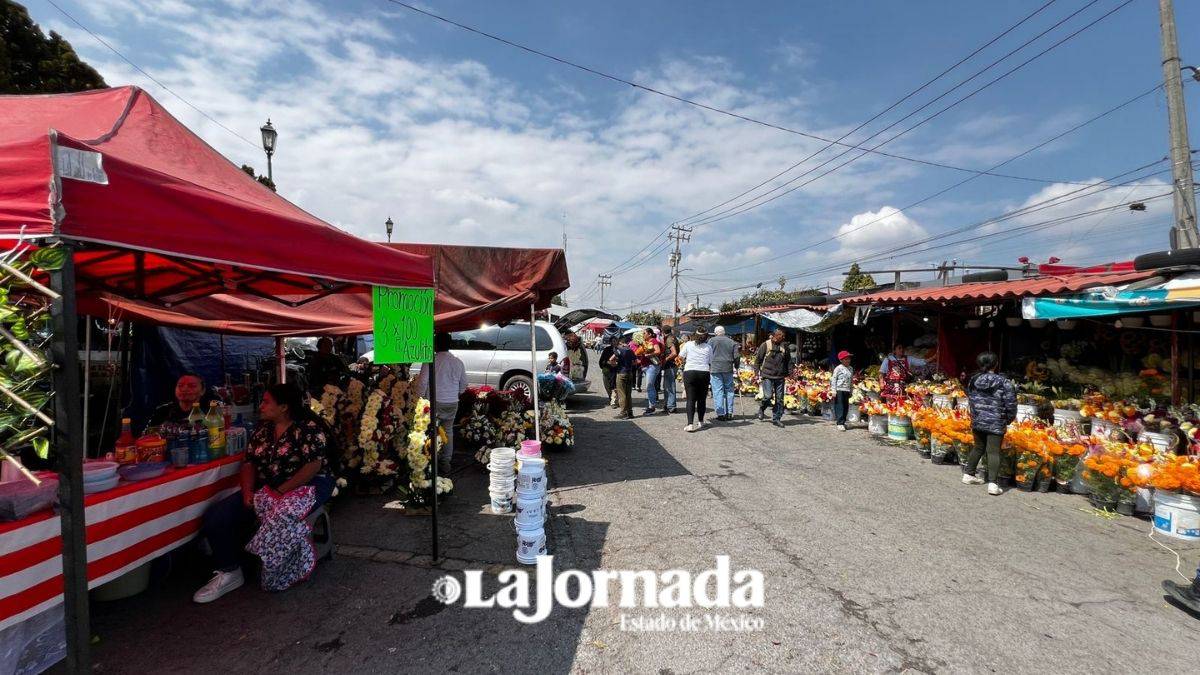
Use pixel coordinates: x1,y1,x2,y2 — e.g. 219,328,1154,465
193,568,244,604
699,419,709,428
962,473,984,485
837,424,847,431
684,424,695,432
987,483,1003,496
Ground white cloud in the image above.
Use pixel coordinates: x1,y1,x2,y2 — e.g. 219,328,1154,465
35,0,1129,312
834,206,927,250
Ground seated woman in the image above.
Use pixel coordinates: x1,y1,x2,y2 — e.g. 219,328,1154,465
194,382,335,603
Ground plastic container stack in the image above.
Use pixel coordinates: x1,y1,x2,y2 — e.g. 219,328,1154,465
487,447,517,514
514,455,548,564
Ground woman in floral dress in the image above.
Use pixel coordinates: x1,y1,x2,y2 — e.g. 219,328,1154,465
194,382,334,603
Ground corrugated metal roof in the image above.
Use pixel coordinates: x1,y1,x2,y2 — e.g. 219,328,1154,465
841,270,1155,306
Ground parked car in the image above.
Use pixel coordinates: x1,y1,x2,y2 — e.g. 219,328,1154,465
364,311,616,399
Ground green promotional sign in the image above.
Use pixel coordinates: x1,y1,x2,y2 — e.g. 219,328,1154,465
372,287,434,364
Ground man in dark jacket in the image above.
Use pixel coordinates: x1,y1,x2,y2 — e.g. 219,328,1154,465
963,352,1017,496
755,329,792,427
598,337,619,408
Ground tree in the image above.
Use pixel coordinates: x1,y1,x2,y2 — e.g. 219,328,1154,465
1,1,107,94
625,310,663,326
551,294,567,308
718,288,823,313
842,263,877,292
239,164,277,192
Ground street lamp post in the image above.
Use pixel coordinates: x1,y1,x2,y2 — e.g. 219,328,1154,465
385,217,394,243
259,119,277,184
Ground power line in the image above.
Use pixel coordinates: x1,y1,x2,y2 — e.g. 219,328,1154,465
45,0,260,151
674,0,1073,228
681,164,1177,294
382,0,1103,185
673,0,1064,227
689,83,1166,280
684,0,1136,230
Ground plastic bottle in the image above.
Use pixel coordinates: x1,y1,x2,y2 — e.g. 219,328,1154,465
205,401,226,458
114,418,137,464
191,423,210,464
186,402,203,426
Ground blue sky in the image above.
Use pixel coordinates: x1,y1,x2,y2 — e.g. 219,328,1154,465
26,0,1200,311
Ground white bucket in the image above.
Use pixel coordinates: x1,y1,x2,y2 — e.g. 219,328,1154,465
1053,409,1087,433
514,496,545,527
1090,418,1115,439
488,493,513,514
515,484,545,501
932,395,954,410
1153,490,1200,541
1138,431,1178,454
516,469,547,492
867,414,888,435
846,407,862,424
1015,403,1038,422
516,526,546,562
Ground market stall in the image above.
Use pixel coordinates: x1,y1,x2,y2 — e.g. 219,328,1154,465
0,86,436,671
792,264,1200,544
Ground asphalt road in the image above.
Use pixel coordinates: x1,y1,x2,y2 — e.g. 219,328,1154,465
88,390,1200,673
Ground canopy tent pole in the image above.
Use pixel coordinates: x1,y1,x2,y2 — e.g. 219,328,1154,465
428,326,439,562
50,247,90,671
275,337,286,383
83,316,91,456
531,303,540,441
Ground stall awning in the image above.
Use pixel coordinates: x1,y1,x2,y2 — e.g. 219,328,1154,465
1021,272,1198,320
0,87,433,301
78,244,569,334
841,271,1153,306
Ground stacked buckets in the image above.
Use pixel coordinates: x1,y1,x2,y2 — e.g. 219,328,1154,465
487,447,517,514
514,440,548,564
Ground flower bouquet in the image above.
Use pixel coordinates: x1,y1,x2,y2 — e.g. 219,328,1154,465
1081,440,1137,509
395,398,454,510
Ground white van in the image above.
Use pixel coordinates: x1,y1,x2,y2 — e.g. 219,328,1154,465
365,312,614,399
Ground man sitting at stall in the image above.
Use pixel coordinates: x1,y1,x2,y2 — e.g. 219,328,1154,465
194,382,335,603
149,373,213,427
306,337,348,396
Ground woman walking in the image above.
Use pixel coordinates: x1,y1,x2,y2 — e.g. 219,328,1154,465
963,351,1017,496
680,327,714,432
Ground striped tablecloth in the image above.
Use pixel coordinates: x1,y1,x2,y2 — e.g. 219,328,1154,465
0,455,241,631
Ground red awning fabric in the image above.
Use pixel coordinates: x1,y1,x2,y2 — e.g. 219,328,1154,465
0,87,433,302
841,271,1154,306
77,244,569,335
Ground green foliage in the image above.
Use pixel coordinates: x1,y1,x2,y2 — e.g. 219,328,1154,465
717,289,822,313
239,164,277,192
624,310,663,326
0,0,107,94
842,263,877,292
551,294,566,307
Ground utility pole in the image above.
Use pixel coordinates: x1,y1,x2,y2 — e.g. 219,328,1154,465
668,224,692,325
597,274,612,309
1160,0,1199,249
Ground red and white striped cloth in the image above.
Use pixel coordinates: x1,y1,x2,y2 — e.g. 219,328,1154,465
0,456,241,631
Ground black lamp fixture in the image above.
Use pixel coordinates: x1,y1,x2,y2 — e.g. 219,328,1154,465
385,217,394,243
259,119,277,183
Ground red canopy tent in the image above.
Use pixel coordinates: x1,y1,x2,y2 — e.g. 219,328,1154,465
77,243,570,334
0,86,434,670
0,86,433,302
